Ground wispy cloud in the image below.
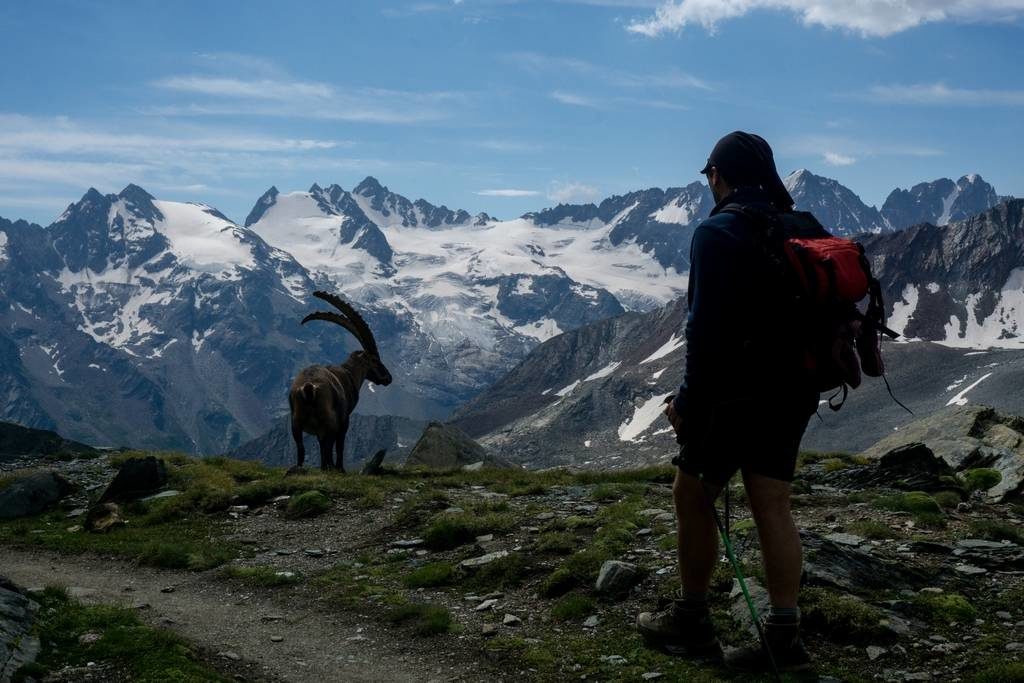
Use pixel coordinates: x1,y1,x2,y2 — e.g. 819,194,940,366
548,181,600,203
863,82,1024,106
628,0,1024,38
823,151,856,166
551,91,602,108
155,76,334,101
508,51,709,90
470,139,545,153
476,188,541,197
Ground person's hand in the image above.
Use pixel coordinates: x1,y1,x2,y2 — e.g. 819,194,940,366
663,396,685,444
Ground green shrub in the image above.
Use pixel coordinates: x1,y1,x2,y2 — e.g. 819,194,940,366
466,554,530,591
914,593,976,623
385,602,452,636
874,491,941,514
423,512,512,550
403,563,454,588
969,520,1023,544
551,594,596,622
137,541,191,569
536,532,576,555
539,567,577,598
933,490,963,509
972,662,1024,683
848,519,898,540
800,587,887,643
964,468,1002,492
285,491,331,518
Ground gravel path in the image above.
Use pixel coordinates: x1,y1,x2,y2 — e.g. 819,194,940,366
3,547,478,682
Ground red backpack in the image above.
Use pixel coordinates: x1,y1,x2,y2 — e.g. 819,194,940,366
722,204,908,412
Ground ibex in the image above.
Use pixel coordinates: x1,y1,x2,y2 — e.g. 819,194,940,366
289,291,392,472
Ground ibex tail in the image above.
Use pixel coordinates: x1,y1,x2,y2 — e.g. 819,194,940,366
301,382,316,403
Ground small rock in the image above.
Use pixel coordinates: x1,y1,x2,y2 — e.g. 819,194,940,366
996,611,1013,620
535,512,555,521
66,525,82,533
866,645,887,661
903,673,932,681
953,563,987,575
502,613,521,626
444,507,464,514
599,655,627,665
641,674,663,681
303,548,324,557
460,550,509,568
133,602,151,610
391,539,424,548
475,534,494,543
637,528,652,537
825,532,865,547
270,495,290,503
481,623,498,638
270,635,284,642
639,508,669,517
274,549,295,556
160,586,175,593
1006,642,1024,652
218,651,241,661
575,504,598,514
228,505,248,513
475,599,499,612
139,489,182,502
67,507,87,518
78,631,102,644
595,560,639,595
583,615,599,628
654,512,676,524
919,587,944,594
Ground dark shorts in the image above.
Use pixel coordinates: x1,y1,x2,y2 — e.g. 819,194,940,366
672,393,818,485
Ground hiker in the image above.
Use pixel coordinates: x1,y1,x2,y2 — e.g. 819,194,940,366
636,132,819,673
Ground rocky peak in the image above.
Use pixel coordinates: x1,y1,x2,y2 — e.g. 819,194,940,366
244,186,280,227
784,169,888,236
116,184,163,223
353,176,385,198
881,174,1001,229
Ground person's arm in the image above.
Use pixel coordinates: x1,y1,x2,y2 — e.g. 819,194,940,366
669,222,738,440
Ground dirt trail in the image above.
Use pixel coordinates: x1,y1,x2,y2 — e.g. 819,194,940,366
3,548,480,683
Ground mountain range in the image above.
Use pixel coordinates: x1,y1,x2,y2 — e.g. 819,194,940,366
0,171,1012,458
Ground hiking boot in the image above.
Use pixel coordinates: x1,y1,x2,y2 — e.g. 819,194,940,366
724,616,812,673
636,592,722,659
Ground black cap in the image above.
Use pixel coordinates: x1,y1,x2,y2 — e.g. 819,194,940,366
700,131,794,211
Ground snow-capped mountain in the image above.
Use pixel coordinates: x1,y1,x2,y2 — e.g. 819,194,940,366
0,173,1013,457
784,169,890,235
451,199,1024,469
881,174,1000,229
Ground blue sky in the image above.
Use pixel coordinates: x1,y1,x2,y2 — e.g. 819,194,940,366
1,0,1022,225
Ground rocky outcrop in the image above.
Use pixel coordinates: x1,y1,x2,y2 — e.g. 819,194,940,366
0,470,72,519
0,421,97,462
822,442,962,494
0,578,39,680
405,422,513,470
861,405,1024,501
98,456,167,503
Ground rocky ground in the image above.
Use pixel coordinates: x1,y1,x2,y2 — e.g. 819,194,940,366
1,446,1022,682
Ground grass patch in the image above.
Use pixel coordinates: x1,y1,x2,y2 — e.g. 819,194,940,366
551,594,596,622
403,562,455,588
973,661,1024,682
874,491,945,528
285,490,331,518
848,519,900,540
800,587,888,643
223,565,300,587
14,586,227,682
384,601,453,636
969,519,1024,544
423,511,513,550
465,553,531,591
933,490,963,509
914,592,976,623
964,468,1002,492
536,531,576,555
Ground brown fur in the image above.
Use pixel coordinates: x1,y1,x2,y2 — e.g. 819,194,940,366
289,292,392,472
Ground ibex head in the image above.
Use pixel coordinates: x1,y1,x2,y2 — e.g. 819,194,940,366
301,291,393,386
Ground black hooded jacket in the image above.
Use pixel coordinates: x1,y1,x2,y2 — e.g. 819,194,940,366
671,187,817,433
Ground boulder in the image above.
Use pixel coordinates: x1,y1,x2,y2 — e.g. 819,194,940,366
0,577,40,680
860,405,1024,501
802,531,932,595
0,470,72,519
729,577,771,639
823,443,961,494
594,560,640,595
405,422,514,470
85,502,124,532
360,449,388,476
98,456,167,503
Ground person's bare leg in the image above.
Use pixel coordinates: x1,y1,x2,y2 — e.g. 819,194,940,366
673,470,720,593
742,469,801,608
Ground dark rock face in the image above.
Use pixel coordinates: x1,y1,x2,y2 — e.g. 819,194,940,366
0,470,72,519
881,175,1000,229
0,577,40,679
784,169,888,235
594,560,640,595
861,404,1024,501
801,531,933,595
98,456,167,503
405,422,511,469
0,421,97,462
821,443,961,493
487,274,624,331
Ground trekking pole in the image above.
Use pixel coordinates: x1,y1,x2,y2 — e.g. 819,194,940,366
699,475,781,682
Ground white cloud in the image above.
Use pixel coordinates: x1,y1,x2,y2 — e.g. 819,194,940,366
823,151,856,166
476,188,541,197
155,76,334,101
781,134,944,161
470,139,545,153
628,1,1024,38
865,82,1024,106
547,181,600,203
551,91,602,108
